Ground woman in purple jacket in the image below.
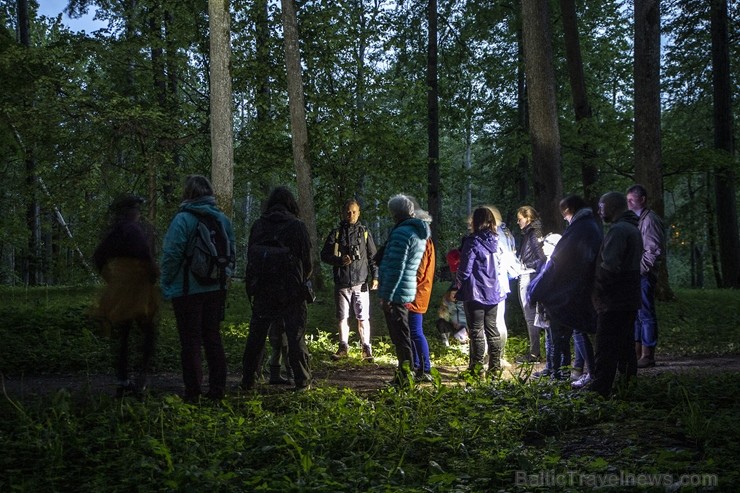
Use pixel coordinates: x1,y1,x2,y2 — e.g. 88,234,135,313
456,207,504,378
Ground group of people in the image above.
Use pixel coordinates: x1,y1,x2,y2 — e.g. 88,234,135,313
522,185,665,397
93,174,664,400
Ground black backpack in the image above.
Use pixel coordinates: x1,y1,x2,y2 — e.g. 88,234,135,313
183,211,231,294
245,220,305,310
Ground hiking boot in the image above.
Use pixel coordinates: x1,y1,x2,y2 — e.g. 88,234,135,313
331,342,349,361
269,365,292,385
361,344,374,362
516,354,541,364
294,380,313,392
637,346,656,368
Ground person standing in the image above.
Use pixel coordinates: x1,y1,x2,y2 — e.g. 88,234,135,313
406,204,435,382
320,199,379,362
626,184,666,368
456,207,504,378
241,186,314,391
377,194,428,386
587,192,643,397
514,206,547,363
160,175,235,402
93,194,160,398
528,195,602,381
487,205,518,366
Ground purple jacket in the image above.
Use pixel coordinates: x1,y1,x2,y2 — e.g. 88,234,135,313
455,229,504,306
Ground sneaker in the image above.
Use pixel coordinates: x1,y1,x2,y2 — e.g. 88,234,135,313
571,373,592,389
361,344,374,362
532,368,552,379
331,342,349,361
414,372,434,383
500,358,512,368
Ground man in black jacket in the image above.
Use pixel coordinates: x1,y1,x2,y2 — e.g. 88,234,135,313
320,199,379,361
586,192,643,397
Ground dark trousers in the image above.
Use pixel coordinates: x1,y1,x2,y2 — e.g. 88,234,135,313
383,302,413,374
172,290,227,399
242,301,311,387
549,320,572,379
591,309,638,397
463,301,500,372
113,317,156,383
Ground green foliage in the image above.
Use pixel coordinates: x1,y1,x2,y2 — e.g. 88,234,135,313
1,286,738,491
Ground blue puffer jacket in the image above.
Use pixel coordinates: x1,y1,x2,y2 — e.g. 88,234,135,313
160,196,236,300
456,229,504,306
378,217,428,304
528,208,602,331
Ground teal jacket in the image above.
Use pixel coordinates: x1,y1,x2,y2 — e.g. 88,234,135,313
160,196,236,300
378,217,429,304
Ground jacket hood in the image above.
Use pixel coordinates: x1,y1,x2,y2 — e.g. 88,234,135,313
179,196,221,216
613,210,639,227
569,207,595,225
472,229,497,254
261,204,299,225
398,217,430,240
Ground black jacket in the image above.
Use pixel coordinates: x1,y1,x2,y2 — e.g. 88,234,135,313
320,221,378,289
248,205,312,281
518,220,546,271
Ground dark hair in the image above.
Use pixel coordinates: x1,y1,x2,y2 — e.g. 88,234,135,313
471,207,495,233
559,195,588,214
265,186,300,217
182,175,214,201
626,184,647,199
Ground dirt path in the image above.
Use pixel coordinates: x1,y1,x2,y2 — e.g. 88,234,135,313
3,354,740,401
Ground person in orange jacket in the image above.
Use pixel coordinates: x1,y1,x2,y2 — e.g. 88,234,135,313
406,201,436,382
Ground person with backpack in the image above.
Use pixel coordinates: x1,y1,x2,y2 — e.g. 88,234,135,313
320,199,379,362
93,194,159,398
160,175,236,402
241,186,314,391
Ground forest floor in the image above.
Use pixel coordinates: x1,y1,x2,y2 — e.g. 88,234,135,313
3,353,740,401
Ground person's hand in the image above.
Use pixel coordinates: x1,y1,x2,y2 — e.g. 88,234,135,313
371,279,379,290
341,254,352,266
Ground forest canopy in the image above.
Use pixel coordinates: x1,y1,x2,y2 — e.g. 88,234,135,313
1,0,738,288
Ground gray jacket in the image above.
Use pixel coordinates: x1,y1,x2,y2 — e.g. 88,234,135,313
637,208,665,276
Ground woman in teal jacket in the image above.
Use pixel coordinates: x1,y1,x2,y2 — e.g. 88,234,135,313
161,175,235,402
378,194,428,386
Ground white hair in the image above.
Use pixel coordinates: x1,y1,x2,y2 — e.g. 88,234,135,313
388,194,415,221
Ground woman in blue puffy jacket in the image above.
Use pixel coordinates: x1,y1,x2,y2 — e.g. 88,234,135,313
456,207,504,378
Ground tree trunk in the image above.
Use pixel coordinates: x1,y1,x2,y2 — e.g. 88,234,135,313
280,0,321,286
17,0,41,285
521,0,563,234
710,0,740,288
427,0,441,246
559,0,598,210
516,20,529,204
634,0,673,300
209,0,234,216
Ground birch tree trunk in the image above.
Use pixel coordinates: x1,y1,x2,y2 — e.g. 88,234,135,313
280,0,321,286
209,0,234,216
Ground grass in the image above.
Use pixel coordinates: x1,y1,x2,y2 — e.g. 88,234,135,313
0,284,738,492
